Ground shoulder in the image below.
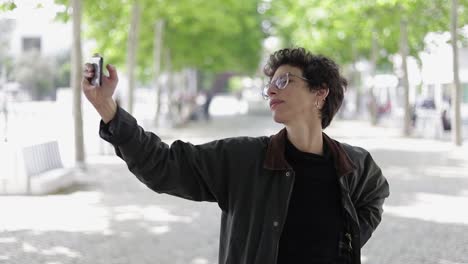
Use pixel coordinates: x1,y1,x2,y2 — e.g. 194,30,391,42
334,140,375,169
198,135,269,146
334,140,387,197
196,136,269,155
336,141,385,188
340,142,370,159
224,135,270,147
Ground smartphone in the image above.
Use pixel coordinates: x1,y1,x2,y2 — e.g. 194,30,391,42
88,53,103,86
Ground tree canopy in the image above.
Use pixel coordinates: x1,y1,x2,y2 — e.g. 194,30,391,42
54,0,265,82
267,0,467,68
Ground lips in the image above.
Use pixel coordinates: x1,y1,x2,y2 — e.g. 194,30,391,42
269,99,284,109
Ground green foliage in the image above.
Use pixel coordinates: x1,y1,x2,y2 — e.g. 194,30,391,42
267,0,463,68
52,0,265,84
228,76,244,93
81,0,131,68
53,50,71,88
0,1,46,11
0,1,16,11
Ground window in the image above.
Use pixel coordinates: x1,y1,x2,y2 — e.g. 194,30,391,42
22,37,41,52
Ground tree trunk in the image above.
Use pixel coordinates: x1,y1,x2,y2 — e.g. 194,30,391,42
1,64,8,142
211,72,235,94
400,18,411,136
368,31,378,126
126,1,141,115
165,48,174,124
153,20,164,126
351,41,361,117
71,0,85,169
451,0,463,146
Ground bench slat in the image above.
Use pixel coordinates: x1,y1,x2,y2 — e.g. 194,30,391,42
23,141,64,177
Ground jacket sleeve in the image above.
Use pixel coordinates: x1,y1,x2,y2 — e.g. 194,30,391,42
353,151,390,247
99,106,230,210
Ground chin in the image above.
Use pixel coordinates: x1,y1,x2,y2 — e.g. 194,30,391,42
272,112,287,124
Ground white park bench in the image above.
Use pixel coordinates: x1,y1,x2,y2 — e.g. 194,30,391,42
0,141,74,195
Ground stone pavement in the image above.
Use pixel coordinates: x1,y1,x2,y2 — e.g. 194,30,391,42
1,114,467,264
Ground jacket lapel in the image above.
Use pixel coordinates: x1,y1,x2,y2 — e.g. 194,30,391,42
263,128,356,177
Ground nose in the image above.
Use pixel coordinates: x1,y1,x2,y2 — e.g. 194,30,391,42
267,83,278,97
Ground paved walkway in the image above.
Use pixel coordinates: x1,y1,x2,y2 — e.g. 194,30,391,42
1,114,467,264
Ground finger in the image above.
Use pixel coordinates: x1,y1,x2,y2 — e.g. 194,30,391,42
81,78,96,92
84,63,94,72
106,64,118,82
84,72,94,79
83,64,95,78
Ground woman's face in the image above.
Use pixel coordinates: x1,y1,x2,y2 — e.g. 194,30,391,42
266,65,322,127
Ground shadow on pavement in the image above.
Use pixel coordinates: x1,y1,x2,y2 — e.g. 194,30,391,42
0,163,220,264
362,215,468,264
370,148,468,207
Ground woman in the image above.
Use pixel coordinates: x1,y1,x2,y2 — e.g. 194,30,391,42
83,47,389,264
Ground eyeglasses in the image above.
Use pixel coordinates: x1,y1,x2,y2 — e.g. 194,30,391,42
262,72,310,99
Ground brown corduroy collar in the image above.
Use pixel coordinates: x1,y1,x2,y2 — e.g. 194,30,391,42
263,128,356,177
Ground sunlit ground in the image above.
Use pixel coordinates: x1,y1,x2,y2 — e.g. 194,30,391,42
384,192,468,225
0,192,194,233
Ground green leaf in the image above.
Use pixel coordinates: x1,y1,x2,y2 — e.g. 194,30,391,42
0,1,17,11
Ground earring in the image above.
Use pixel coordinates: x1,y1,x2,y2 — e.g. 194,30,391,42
315,100,320,110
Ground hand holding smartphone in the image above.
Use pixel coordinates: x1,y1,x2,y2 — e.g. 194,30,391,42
82,54,119,123
84,53,103,86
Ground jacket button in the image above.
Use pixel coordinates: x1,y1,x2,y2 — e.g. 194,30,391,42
285,171,291,177
273,221,279,227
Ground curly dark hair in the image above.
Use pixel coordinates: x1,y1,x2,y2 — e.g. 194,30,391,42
263,47,348,129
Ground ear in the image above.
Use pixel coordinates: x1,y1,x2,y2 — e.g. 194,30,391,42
316,86,329,101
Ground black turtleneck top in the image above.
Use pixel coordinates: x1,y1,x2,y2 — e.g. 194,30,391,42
277,137,344,264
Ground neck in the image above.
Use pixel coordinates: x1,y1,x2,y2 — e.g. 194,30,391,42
285,122,323,155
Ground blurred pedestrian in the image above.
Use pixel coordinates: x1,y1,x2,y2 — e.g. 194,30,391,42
203,90,213,120
82,47,389,264
441,109,451,131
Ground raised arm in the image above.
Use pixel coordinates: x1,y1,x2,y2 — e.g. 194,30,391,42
82,63,118,123
82,64,231,210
